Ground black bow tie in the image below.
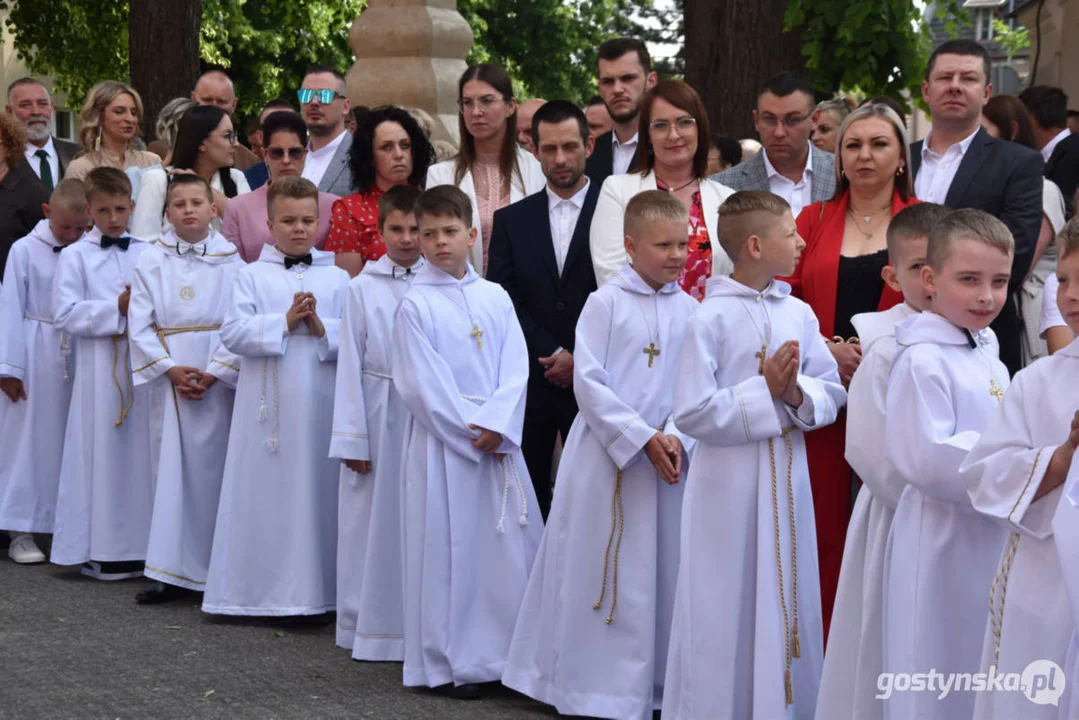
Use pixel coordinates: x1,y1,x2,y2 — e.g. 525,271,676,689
100,235,130,251
392,265,414,279
52,244,65,253
963,328,979,350
284,253,312,270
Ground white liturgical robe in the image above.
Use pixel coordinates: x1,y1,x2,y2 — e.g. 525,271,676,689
329,254,423,658
502,264,698,720
663,276,845,720
391,262,543,688
882,313,1010,720
1052,434,1079,719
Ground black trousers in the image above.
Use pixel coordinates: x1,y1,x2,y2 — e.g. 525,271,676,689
521,390,578,521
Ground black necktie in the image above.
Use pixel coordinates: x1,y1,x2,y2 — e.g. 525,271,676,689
284,253,312,269
100,235,130,251
392,265,413,279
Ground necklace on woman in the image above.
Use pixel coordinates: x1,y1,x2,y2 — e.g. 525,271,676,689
846,208,890,241
657,176,698,193
846,202,891,224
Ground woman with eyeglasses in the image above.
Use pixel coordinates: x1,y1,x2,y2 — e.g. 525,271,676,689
324,105,434,276
426,64,545,276
130,106,251,242
589,79,736,297
222,111,339,263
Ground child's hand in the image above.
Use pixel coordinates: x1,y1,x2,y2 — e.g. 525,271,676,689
1,377,26,403
345,459,372,474
829,340,862,387
664,434,683,484
469,424,503,454
764,340,798,399
285,291,313,332
195,372,217,393
1037,411,1079,500
303,295,326,338
117,285,131,316
780,342,803,408
644,433,679,484
166,365,202,399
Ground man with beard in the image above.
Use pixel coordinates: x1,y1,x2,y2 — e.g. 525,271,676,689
5,78,80,191
584,38,656,188
298,65,354,198
191,70,261,171
487,100,599,519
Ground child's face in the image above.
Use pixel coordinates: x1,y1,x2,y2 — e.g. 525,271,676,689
165,185,217,243
419,213,474,279
1056,250,1079,335
624,218,688,291
922,237,1012,332
756,210,805,277
89,191,133,238
267,196,319,256
381,209,421,267
883,234,931,312
43,202,89,245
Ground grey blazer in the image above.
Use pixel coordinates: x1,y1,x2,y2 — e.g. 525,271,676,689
318,131,354,198
710,145,836,203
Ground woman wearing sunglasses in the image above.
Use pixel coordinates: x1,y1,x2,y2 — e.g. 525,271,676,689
130,105,251,241
324,105,434,276
221,111,339,262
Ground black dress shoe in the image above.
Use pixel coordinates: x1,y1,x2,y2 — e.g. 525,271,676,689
443,683,485,700
135,581,194,604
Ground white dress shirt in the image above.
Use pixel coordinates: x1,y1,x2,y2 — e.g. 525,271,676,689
914,127,980,204
301,129,347,186
24,137,59,185
546,178,590,275
612,132,639,175
1042,128,1072,162
762,145,814,218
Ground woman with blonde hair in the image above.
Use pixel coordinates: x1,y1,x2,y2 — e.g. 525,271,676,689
148,97,198,165
65,81,161,195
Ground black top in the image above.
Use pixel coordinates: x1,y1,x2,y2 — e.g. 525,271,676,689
0,161,48,276
834,248,888,341
584,130,639,189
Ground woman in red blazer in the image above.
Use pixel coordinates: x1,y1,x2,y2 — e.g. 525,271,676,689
783,103,918,641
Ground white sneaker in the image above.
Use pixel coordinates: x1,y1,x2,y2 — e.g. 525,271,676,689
8,533,46,564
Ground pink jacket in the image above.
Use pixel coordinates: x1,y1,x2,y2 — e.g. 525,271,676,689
222,184,339,263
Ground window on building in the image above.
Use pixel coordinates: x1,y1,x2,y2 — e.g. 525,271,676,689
975,8,996,41
54,110,75,141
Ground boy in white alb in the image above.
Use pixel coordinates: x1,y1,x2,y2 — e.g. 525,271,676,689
392,185,542,699
816,203,948,720
663,191,845,720
960,217,1079,720
882,209,1014,720
203,177,348,617
0,180,87,564
330,185,424,657
51,167,153,580
503,191,697,720
127,174,243,604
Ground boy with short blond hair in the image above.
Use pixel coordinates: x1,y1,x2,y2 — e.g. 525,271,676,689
391,184,542,699
0,179,87,564
663,190,845,720
883,208,1015,720
503,190,697,718
816,201,949,720
51,167,154,580
203,176,349,617
331,184,423,658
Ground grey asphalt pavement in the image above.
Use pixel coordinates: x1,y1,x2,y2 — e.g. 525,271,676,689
0,547,556,720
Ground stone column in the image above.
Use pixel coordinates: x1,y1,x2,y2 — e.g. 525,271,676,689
347,0,473,145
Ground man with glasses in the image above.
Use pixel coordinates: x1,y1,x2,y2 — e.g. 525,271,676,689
712,71,835,218
5,78,80,191
191,70,261,171
298,65,354,198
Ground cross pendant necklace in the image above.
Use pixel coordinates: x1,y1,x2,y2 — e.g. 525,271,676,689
971,334,1005,403
439,285,484,351
755,346,768,375
470,324,484,349
989,379,1004,402
635,292,662,369
736,293,773,376
643,342,661,368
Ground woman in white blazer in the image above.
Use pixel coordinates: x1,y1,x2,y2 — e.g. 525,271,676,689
590,80,735,293
131,105,251,242
425,64,545,276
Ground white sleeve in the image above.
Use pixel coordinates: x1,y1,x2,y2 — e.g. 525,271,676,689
127,254,175,385
219,268,289,358
328,282,370,461
589,177,630,288
129,168,168,242
845,344,905,509
0,248,28,380
1041,272,1066,337
54,250,126,337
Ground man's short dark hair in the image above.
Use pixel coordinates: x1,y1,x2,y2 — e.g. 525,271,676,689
758,71,815,101
415,185,473,228
303,65,347,90
378,185,422,229
711,135,742,167
1069,110,1079,119
532,100,589,147
926,39,991,83
262,109,308,148
597,38,651,75
586,95,605,108
1018,86,1069,131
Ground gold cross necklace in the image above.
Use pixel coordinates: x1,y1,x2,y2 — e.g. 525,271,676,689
439,285,485,350
635,291,663,368
735,289,773,376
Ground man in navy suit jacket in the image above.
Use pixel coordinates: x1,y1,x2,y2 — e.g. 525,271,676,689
488,101,600,519
911,39,1043,375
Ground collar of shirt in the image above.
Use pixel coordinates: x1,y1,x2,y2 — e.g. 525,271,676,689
921,126,980,161
761,144,813,183
24,136,56,162
1043,128,1072,162
545,177,591,212
307,129,347,159
611,131,639,150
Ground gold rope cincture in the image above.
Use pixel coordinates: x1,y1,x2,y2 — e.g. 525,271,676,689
110,334,135,427
25,314,72,382
770,426,800,705
154,325,223,437
460,393,529,532
258,357,280,452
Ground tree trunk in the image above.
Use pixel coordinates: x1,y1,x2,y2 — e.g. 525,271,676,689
129,0,202,142
684,0,806,141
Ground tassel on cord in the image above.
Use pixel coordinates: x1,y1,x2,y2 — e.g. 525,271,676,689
496,456,510,533
60,332,72,382
264,359,280,453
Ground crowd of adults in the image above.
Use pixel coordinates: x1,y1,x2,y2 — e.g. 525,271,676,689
2,35,1078,633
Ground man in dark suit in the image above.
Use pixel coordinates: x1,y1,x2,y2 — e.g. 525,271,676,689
488,101,600,519
5,77,80,191
911,39,1044,375
1020,85,1079,219
584,37,656,189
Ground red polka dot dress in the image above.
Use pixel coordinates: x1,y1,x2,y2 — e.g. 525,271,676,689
325,186,388,263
